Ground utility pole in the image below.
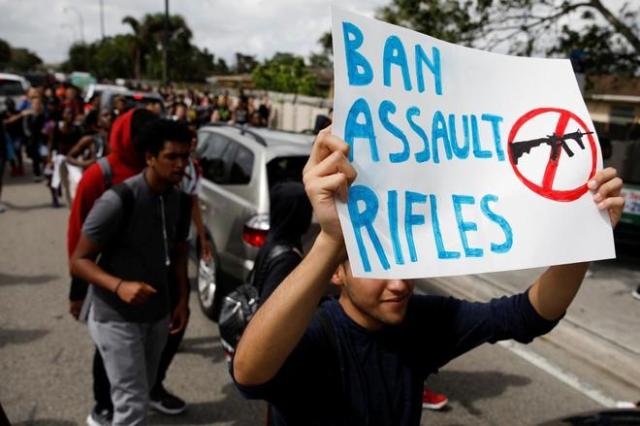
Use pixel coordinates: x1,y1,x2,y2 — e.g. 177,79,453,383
99,0,105,40
163,0,169,86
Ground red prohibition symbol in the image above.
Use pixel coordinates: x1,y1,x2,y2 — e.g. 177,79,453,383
507,107,598,202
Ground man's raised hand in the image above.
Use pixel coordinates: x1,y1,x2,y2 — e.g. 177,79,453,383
588,167,625,228
303,127,357,245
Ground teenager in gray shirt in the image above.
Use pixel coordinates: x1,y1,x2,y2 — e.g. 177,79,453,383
71,119,192,426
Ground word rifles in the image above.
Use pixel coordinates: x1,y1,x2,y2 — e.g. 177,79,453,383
509,130,593,164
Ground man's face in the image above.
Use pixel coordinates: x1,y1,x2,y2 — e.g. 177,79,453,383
99,110,113,130
62,107,74,123
333,261,415,330
146,141,190,185
146,102,162,115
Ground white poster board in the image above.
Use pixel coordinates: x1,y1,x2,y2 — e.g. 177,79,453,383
331,7,615,278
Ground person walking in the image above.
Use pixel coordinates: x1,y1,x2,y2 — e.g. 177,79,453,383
67,108,156,425
70,118,193,425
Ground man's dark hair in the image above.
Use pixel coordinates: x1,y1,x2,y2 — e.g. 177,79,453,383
131,109,157,152
83,109,99,130
139,118,192,157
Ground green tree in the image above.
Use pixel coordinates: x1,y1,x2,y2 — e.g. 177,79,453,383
213,57,230,75
9,48,43,72
252,52,320,96
378,0,640,75
121,16,148,80
308,32,333,69
62,13,215,82
0,39,11,67
61,42,96,73
92,35,136,79
235,53,259,74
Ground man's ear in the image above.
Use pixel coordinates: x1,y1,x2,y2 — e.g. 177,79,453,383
145,151,154,167
330,263,346,287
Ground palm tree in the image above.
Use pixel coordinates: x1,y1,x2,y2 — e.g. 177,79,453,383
122,15,145,80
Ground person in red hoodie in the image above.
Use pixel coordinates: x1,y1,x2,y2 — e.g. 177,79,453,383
67,108,190,425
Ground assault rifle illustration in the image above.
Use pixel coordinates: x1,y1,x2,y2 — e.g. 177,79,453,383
509,130,593,165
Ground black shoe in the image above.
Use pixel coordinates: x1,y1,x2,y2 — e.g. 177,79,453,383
150,385,187,415
86,405,113,426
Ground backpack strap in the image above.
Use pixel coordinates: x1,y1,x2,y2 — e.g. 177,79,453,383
110,183,135,232
252,244,302,296
267,244,302,264
97,157,112,189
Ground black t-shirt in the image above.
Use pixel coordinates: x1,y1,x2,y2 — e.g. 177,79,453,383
255,249,302,304
1,110,24,140
233,292,558,426
51,124,82,155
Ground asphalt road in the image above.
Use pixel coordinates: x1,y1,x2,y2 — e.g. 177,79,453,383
0,175,619,425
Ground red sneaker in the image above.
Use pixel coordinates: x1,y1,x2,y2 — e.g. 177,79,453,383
422,387,448,410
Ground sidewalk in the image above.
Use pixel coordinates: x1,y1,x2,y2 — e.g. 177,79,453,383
417,256,640,403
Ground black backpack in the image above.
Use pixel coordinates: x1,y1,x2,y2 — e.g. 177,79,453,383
218,244,301,360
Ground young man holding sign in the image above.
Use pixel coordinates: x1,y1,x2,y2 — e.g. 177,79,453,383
232,127,625,426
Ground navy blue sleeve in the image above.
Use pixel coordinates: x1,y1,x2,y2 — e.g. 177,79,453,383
258,253,301,304
231,312,332,403
411,290,560,369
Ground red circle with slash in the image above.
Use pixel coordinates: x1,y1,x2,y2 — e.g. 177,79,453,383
507,107,597,202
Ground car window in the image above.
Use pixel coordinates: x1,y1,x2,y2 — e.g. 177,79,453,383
199,133,234,184
0,80,24,96
198,133,230,159
267,156,308,188
228,144,254,184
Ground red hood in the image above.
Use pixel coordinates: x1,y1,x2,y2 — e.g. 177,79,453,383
109,108,147,170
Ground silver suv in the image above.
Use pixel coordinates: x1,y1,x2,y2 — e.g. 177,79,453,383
195,124,315,319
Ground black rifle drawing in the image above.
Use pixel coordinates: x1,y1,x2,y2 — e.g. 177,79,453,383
509,130,593,165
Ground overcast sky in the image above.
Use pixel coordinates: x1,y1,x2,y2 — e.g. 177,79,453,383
0,0,388,65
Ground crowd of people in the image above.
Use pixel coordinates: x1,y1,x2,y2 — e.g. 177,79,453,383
0,80,272,213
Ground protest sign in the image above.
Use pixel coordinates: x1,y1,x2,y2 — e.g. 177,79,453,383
331,7,615,278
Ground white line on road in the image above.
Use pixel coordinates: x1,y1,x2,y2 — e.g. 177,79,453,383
498,340,617,408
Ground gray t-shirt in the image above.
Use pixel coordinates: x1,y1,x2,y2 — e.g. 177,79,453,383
82,171,191,322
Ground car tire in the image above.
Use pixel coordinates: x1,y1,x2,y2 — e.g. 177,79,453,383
196,237,222,321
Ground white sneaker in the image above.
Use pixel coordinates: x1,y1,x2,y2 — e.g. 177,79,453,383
632,287,640,301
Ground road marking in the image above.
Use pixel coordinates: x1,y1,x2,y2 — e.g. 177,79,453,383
498,340,617,408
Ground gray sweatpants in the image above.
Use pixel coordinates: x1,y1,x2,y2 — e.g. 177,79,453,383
88,309,169,426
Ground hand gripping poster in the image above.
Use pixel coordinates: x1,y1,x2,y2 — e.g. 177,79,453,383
331,7,615,278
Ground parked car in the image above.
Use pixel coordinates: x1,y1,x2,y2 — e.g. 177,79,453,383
99,89,165,116
83,83,127,104
195,124,316,320
0,73,29,112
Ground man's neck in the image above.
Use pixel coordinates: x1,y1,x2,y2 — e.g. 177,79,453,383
144,168,170,194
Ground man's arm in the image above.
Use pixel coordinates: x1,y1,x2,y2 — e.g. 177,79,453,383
233,127,356,386
190,194,211,261
66,135,96,168
70,190,157,305
70,235,156,305
170,240,190,334
528,167,624,320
